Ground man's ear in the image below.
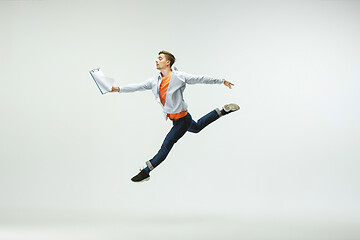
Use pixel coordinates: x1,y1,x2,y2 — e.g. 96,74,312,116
166,59,171,66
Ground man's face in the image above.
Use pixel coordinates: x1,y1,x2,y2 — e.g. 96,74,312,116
156,54,170,70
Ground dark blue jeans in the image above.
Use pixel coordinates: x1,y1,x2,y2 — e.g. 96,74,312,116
146,109,220,172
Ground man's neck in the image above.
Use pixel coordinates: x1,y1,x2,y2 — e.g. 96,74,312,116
160,68,172,77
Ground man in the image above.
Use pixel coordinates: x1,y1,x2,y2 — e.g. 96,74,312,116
110,51,239,182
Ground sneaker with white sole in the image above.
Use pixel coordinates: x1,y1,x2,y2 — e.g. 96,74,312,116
221,103,240,115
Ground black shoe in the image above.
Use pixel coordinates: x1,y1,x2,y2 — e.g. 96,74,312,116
131,169,150,182
221,103,240,116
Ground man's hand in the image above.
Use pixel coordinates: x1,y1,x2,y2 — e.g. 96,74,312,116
110,86,120,93
224,80,234,89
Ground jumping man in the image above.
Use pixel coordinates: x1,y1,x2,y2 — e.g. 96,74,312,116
110,51,239,182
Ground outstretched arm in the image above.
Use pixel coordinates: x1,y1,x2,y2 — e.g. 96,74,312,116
182,72,234,89
109,78,153,93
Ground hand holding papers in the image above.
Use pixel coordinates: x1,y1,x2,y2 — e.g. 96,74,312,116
89,68,114,94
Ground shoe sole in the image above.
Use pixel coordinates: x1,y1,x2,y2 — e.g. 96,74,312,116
132,177,150,183
224,104,240,112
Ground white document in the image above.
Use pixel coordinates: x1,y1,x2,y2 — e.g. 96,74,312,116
89,68,114,94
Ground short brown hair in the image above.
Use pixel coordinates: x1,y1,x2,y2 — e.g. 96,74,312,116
159,50,176,68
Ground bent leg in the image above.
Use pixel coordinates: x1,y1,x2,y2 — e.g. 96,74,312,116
187,109,221,133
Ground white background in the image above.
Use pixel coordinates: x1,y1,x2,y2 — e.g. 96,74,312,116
1,0,360,239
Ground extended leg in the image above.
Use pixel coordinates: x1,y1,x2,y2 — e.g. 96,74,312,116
187,109,221,133
146,119,190,170
131,114,192,182
187,104,240,133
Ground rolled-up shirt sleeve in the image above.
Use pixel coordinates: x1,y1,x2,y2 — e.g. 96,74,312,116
119,78,153,93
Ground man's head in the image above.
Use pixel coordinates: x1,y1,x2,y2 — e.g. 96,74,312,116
156,51,175,70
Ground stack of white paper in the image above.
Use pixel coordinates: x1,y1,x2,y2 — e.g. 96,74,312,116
89,68,114,94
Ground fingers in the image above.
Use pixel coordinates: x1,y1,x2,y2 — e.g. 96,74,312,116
224,81,234,89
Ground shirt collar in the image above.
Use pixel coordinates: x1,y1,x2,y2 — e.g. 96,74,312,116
157,66,178,79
